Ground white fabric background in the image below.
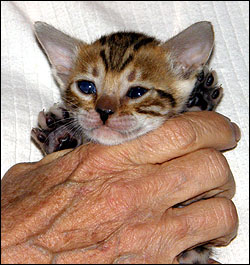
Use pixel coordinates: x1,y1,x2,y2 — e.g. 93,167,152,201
1,1,249,263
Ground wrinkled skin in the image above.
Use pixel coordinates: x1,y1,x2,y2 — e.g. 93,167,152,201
1,112,240,264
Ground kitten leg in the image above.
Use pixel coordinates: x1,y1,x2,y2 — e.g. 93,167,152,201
178,246,211,264
31,103,84,155
186,66,223,112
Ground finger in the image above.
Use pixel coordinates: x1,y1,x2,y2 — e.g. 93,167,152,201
167,198,238,258
116,111,240,165
116,198,237,263
51,112,239,180
122,148,234,211
37,148,74,166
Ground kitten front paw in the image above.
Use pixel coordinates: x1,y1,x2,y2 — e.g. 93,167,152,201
31,104,84,155
186,66,223,111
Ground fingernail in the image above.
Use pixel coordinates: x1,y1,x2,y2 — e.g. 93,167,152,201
220,113,231,122
231,122,241,142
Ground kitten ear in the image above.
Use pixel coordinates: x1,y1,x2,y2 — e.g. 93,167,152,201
34,22,84,88
163,21,214,72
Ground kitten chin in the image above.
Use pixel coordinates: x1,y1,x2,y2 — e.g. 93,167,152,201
86,126,135,145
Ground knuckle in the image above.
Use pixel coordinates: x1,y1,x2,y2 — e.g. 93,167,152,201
204,148,230,185
169,216,189,240
216,198,238,233
119,223,154,249
102,180,136,216
167,118,197,150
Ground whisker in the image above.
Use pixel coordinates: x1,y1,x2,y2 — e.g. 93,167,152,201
63,120,82,139
43,116,74,127
61,96,82,110
44,119,78,143
71,124,84,142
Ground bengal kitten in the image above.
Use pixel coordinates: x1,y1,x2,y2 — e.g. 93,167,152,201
32,21,223,264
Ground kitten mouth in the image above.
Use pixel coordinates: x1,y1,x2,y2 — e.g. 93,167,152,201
77,112,141,144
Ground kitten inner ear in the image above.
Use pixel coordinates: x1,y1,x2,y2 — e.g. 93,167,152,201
34,22,85,88
163,21,214,72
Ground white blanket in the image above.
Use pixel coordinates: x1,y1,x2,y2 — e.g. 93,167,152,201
1,1,249,263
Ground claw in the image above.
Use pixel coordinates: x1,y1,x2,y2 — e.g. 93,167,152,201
38,111,49,129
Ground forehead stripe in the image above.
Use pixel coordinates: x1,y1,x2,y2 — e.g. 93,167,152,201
100,50,108,71
120,54,134,71
133,37,155,51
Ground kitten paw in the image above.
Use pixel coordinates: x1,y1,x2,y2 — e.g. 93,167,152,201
186,66,223,111
31,104,84,155
178,246,211,264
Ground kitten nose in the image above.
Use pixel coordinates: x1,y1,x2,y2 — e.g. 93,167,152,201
96,108,114,124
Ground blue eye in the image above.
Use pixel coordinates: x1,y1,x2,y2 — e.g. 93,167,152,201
127,86,148,99
77,80,96,94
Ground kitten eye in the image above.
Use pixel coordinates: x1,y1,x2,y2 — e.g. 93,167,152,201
127,86,148,99
77,80,96,94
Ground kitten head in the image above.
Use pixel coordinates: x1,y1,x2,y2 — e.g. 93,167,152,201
34,21,214,145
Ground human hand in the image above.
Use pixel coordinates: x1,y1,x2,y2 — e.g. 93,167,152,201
1,111,240,264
